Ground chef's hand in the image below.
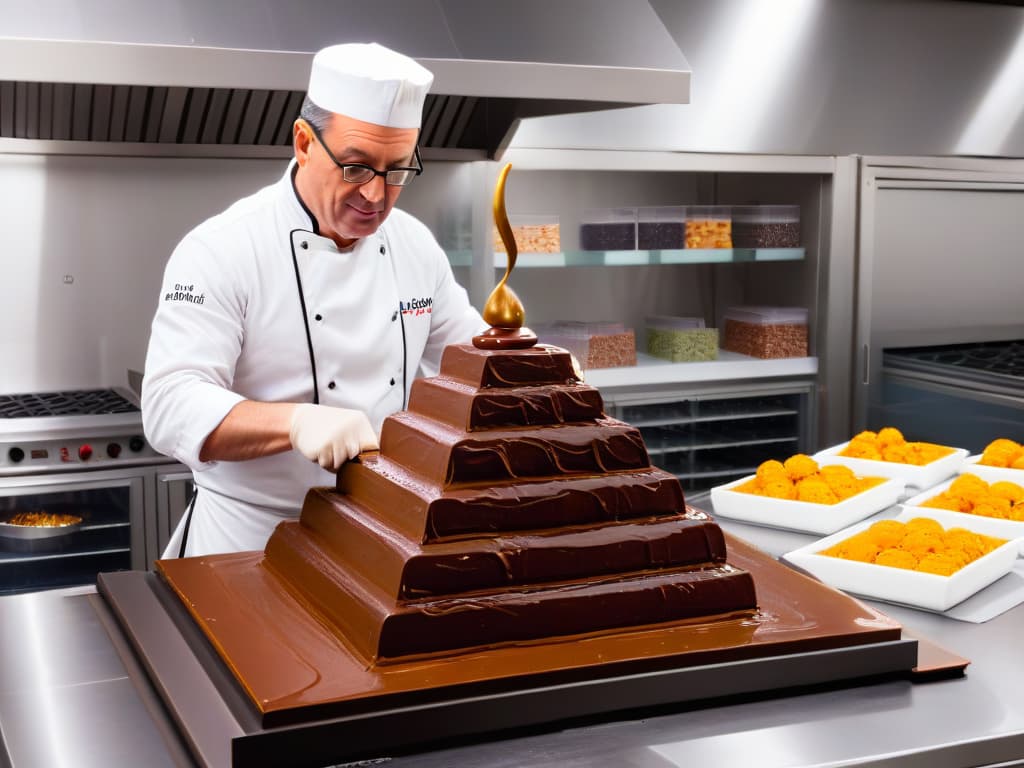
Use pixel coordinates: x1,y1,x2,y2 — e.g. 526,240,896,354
289,404,379,470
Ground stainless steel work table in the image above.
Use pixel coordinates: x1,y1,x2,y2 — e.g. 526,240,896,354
2,517,1023,768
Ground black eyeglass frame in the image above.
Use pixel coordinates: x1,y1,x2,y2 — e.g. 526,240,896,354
302,118,423,187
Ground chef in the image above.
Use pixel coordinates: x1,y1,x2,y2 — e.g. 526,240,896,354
142,42,484,558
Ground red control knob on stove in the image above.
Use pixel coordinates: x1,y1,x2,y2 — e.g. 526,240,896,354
78,444,93,461
106,442,122,459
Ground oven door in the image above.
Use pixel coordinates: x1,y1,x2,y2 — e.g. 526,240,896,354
155,467,194,558
0,468,145,594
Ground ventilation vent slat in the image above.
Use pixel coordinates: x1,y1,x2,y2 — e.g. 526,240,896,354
51,83,72,140
71,84,92,141
91,84,112,142
123,86,147,142
38,82,53,140
237,90,269,145
108,85,130,142
220,89,249,145
256,90,289,146
0,81,13,137
14,82,28,138
273,91,304,146
158,87,187,143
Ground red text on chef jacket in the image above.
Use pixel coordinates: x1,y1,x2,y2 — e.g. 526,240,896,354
400,297,433,317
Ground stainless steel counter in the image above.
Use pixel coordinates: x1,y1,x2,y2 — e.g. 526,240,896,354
3,520,1024,768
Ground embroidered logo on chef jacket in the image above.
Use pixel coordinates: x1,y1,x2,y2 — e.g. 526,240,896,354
164,282,205,305
400,296,433,317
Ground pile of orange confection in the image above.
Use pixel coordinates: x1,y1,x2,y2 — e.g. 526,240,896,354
734,454,884,504
978,438,1024,469
920,473,1024,521
838,427,954,465
819,517,1007,576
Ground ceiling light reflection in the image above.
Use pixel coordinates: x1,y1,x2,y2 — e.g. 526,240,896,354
691,0,820,152
954,18,1024,155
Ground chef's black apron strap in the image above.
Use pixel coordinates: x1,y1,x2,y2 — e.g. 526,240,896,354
177,487,199,559
289,228,321,404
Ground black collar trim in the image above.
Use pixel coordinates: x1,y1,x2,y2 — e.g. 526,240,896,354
290,164,320,235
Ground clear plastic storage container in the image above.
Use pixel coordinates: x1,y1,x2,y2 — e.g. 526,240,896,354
637,206,686,250
685,206,732,249
722,306,808,359
732,205,801,248
580,208,637,251
536,321,637,370
494,214,560,254
646,315,719,362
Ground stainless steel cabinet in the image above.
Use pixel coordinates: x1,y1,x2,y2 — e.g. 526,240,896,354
603,382,815,501
410,150,856,449
854,156,1024,437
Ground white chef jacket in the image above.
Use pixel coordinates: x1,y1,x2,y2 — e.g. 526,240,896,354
143,161,483,558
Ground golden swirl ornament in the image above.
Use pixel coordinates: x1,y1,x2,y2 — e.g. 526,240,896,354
473,162,537,349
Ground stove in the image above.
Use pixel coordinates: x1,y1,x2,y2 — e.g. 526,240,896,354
884,339,1024,381
0,388,172,477
877,339,1024,455
0,389,140,418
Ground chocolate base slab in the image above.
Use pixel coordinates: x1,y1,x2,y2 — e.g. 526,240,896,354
154,530,906,731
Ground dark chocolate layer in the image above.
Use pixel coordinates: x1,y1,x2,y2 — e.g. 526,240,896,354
267,519,755,661
378,566,757,659
281,488,726,599
380,412,650,487
408,377,604,431
440,344,577,388
338,456,688,543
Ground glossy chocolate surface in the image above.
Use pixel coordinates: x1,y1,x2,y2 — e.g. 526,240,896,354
157,343,901,725
381,412,651,487
338,457,688,542
157,533,903,726
441,344,578,387
274,488,727,599
408,377,604,431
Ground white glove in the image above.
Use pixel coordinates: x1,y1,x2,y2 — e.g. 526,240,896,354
289,404,379,470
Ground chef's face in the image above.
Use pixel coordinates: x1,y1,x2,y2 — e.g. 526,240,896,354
294,114,419,247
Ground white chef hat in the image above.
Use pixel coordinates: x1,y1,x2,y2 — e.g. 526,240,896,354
306,42,433,129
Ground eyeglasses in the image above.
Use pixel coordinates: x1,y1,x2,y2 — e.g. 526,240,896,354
303,119,422,187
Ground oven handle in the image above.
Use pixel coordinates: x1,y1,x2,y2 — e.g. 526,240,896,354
882,368,1024,410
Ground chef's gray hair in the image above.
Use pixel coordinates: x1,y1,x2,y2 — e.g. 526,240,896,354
299,97,333,133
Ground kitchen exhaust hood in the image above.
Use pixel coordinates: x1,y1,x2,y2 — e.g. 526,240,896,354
0,0,690,157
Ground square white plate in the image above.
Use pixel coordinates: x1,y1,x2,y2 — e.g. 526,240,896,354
710,475,904,535
903,478,1024,555
784,509,1021,612
958,455,1024,485
813,442,968,490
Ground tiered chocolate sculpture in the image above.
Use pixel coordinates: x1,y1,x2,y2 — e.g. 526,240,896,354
152,165,904,730
261,163,756,661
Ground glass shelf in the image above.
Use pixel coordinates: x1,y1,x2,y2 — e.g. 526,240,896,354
445,248,806,268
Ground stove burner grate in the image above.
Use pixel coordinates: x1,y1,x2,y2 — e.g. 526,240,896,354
0,389,140,419
887,340,1024,379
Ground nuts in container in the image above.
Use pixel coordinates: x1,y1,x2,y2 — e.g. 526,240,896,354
494,215,560,254
685,206,732,249
732,205,801,248
722,306,808,359
580,208,637,251
646,316,718,362
536,322,637,370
